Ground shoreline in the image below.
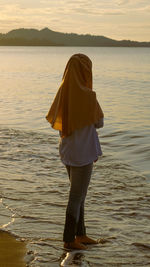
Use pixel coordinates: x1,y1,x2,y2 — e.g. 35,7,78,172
0,230,27,267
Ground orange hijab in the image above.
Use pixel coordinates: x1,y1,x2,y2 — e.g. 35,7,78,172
46,53,104,137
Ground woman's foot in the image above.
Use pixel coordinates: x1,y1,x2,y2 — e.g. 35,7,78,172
76,235,98,244
64,240,87,250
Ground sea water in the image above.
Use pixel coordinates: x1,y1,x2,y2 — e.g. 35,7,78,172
0,46,150,266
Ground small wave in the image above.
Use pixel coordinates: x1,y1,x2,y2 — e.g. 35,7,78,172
102,130,128,138
1,217,15,229
132,242,150,250
0,198,15,229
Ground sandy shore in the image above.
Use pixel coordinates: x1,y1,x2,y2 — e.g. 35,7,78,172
0,230,27,267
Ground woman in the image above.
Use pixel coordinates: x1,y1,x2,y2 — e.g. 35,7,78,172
46,53,104,250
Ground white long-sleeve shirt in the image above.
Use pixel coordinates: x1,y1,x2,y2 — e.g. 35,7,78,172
59,118,104,166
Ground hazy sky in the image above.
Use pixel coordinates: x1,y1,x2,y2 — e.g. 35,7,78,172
0,0,150,41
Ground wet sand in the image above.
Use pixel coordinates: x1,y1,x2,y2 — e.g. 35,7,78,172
0,230,27,267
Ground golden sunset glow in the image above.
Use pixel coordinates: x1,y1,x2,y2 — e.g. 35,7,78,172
0,0,150,41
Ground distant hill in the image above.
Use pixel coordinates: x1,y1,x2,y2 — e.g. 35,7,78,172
0,28,150,47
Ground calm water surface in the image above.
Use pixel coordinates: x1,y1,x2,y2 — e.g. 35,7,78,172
0,47,150,266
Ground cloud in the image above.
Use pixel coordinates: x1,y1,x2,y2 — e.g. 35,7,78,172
140,4,150,12
116,0,150,9
0,0,149,41
73,7,125,16
0,0,149,21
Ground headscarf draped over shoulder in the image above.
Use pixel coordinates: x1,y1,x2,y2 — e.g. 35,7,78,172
46,53,104,137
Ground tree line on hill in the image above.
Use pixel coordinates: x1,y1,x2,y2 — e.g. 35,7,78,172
0,28,150,47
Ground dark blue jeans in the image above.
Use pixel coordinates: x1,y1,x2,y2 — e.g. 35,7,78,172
63,163,93,242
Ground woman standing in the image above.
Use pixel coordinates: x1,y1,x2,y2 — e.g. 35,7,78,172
46,54,104,250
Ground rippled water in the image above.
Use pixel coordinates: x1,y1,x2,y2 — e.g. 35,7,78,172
0,47,150,266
